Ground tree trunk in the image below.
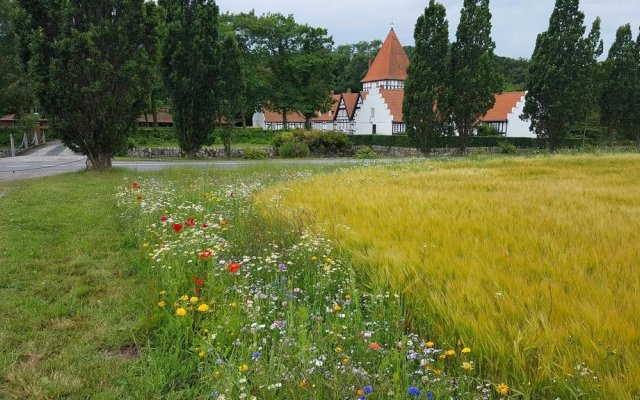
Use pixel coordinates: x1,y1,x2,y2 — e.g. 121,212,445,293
224,113,233,159
305,116,312,131
241,109,247,129
87,150,112,170
151,95,158,128
282,109,288,131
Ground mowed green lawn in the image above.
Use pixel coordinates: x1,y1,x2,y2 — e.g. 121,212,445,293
256,153,640,398
0,171,148,399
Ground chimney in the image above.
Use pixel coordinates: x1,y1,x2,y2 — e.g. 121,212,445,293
347,88,352,93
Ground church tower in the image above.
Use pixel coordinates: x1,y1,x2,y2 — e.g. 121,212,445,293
361,28,410,92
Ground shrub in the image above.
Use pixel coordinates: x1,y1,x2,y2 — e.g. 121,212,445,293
278,141,310,158
242,147,268,160
273,129,350,156
272,131,295,148
355,146,378,159
499,141,518,154
477,123,502,136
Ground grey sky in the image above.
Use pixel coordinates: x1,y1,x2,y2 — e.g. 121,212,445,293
215,0,640,59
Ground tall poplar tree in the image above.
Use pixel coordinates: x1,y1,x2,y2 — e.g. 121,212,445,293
403,0,450,153
522,0,602,151
449,0,501,148
601,24,640,146
161,0,219,156
18,0,162,169
218,33,244,157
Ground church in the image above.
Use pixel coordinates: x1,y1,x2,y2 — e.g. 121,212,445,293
253,28,534,138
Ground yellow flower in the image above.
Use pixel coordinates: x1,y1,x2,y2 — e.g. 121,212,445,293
311,256,317,261
325,257,332,263
333,304,342,312
445,349,456,358
199,350,206,358
159,290,167,296
143,243,149,248
344,294,351,300
334,347,343,354
497,383,510,396
239,364,249,372
197,303,210,312
356,389,364,396
461,361,474,371
426,341,435,348
461,347,471,354
180,294,189,301
230,302,238,308
157,300,166,308
342,357,350,364
213,370,221,378
190,296,199,304
175,307,187,317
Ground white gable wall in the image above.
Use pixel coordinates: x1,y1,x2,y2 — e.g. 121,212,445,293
252,112,266,129
353,87,394,135
505,96,535,138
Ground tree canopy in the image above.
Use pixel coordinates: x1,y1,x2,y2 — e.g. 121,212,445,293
403,0,451,152
449,0,501,145
18,0,162,169
230,12,334,130
332,40,381,93
522,0,603,151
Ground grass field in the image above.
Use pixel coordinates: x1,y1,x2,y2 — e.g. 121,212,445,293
255,154,640,398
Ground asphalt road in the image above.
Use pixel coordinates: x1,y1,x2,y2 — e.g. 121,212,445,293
0,141,379,181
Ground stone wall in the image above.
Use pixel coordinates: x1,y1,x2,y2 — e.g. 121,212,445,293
127,147,277,159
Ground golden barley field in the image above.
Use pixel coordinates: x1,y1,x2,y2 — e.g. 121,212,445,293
256,154,640,398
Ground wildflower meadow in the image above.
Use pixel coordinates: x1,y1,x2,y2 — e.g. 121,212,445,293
118,169,517,399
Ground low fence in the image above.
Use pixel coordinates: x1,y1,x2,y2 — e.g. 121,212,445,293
0,131,47,158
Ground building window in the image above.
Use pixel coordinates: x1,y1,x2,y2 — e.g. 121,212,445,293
370,108,375,119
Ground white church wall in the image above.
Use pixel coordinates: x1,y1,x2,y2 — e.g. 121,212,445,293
505,96,536,138
353,87,394,135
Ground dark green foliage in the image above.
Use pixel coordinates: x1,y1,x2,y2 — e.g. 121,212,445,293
449,0,502,146
161,0,220,156
273,129,351,156
218,33,245,158
522,0,603,151
0,0,35,116
229,13,334,130
129,127,277,147
354,146,378,159
493,55,530,91
277,141,310,158
242,147,268,160
403,0,451,153
0,126,19,146
332,41,382,93
477,123,502,136
498,140,518,154
600,24,640,147
348,134,582,149
17,0,162,169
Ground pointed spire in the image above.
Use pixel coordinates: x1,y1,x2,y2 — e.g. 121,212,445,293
361,29,410,83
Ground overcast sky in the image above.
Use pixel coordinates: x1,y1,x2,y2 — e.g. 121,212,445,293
215,0,639,59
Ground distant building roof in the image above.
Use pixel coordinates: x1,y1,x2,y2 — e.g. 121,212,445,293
263,110,307,124
481,91,526,122
342,91,361,119
314,94,341,122
361,29,410,83
379,89,404,122
136,112,174,124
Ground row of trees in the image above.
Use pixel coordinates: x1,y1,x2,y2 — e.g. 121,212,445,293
404,0,640,151
403,0,501,151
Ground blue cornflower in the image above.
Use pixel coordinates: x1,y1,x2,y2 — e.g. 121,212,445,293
427,390,434,400
210,390,219,398
252,351,261,360
363,385,373,394
278,263,287,271
408,386,421,396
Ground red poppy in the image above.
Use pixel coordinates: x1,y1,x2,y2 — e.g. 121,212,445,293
160,216,168,222
172,223,183,233
201,223,209,228
185,217,196,227
368,342,381,351
227,262,241,274
136,195,143,201
199,249,213,260
131,182,140,189
192,275,204,287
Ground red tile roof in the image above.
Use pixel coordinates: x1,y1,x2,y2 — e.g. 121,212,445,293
361,29,410,83
263,109,307,123
136,112,173,124
342,92,360,118
379,89,405,122
314,94,341,122
481,91,526,122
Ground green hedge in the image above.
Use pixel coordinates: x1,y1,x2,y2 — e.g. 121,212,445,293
130,127,278,147
350,135,585,149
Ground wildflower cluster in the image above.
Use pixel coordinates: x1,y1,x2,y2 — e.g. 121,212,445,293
118,174,516,399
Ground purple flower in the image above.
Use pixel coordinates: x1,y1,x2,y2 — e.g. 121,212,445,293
427,390,434,400
364,385,373,394
278,263,287,271
252,351,261,360
408,386,421,396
